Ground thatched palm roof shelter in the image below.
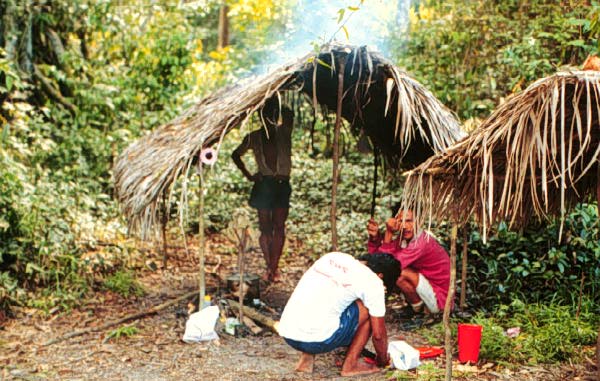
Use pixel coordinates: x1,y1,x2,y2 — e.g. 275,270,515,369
114,44,464,237
401,67,600,381
403,70,600,235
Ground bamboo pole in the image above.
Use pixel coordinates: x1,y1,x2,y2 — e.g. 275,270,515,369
330,55,346,250
459,226,468,310
198,165,206,309
444,212,459,381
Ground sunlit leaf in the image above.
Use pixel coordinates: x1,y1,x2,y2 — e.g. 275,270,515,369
342,26,349,41
337,8,345,23
316,58,332,70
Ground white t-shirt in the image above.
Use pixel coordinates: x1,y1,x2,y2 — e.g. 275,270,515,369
278,252,386,342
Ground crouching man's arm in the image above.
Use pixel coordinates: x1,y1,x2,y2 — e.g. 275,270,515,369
370,316,390,367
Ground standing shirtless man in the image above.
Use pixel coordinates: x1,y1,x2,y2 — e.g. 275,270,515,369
232,97,293,282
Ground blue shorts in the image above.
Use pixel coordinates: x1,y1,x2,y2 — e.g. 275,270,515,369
284,301,359,354
249,176,291,210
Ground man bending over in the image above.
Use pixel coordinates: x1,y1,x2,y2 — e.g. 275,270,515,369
278,252,399,377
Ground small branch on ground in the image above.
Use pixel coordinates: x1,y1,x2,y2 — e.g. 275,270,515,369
42,290,198,346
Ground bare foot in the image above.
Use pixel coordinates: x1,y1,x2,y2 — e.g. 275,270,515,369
270,270,282,283
261,271,271,282
340,358,380,377
294,353,314,373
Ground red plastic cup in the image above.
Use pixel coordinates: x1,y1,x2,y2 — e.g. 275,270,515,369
457,323,483,363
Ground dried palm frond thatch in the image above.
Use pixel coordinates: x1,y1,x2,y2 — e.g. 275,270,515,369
403,70,600,236
114,44,463,238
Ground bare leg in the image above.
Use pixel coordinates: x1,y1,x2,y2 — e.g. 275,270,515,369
340,301,380,377
396,267,421,305
269,207,289,282
295,352,315,373
257,209,273,280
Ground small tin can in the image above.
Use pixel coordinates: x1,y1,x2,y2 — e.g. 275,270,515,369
225,317,240,336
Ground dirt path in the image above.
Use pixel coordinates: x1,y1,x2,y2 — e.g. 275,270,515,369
1,235,594,380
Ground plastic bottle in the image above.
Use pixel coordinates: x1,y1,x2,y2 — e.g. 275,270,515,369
202,295,212,309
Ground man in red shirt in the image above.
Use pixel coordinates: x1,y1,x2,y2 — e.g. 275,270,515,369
367,210,450,325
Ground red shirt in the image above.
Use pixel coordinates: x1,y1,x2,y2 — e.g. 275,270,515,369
368,231,451,310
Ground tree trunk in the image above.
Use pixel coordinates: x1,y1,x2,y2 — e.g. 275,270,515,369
217,5,229,49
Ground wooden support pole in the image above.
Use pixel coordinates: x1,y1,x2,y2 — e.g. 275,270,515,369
198,166,206,310
596,160,600,381
330,55,346,251
161,192,168,268
237,227,248,324
444,218,458,381
459,226,468,310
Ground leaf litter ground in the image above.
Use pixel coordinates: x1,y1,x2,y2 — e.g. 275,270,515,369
1,233,595,380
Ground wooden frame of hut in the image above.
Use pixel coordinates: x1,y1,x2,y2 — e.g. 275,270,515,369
402,69,600,380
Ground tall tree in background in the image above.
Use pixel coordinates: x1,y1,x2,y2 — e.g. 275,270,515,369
218,2,229,49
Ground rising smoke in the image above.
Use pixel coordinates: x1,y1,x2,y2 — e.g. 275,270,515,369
257,0,412,73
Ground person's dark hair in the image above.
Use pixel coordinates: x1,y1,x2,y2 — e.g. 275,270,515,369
260,95,294,125
390,202,401,217
360,252,401,292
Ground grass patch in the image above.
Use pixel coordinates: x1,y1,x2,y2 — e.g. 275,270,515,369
104,325,139,342
102,270,144,298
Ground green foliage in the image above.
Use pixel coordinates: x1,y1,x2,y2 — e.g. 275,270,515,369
417,299,598,364
104,325,139,342
103,270,144,298
393,0,599,121
458,203,600,307
0,0,292,311
474,299,599,364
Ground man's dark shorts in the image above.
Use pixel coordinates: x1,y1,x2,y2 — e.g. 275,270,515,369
283,301,359,354
249,176,291,209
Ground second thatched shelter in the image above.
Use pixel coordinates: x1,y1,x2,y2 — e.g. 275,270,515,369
401,65,600,381
114,43,464,238
403,69,600,236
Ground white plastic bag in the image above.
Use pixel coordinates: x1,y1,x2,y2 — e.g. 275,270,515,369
182,305,220,343
388,340,420,370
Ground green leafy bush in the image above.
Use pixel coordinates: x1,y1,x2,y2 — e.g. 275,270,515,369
457,203,600,307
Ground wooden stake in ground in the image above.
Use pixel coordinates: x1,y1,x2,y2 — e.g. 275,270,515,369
198,164,206,309
43,290,198,346
444,217,459,381
237,226,249,324
161,191,169,268
459,226,469,310
596,161,600,381
330,54,347,251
